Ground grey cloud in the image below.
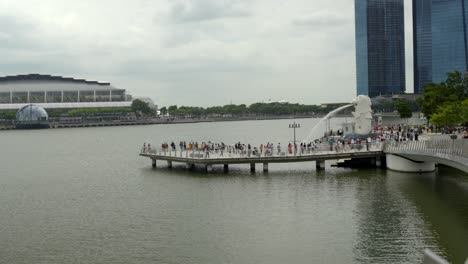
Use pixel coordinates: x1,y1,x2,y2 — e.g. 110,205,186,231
293,12,350,28
166,0,251,23
114,55,269,79
0,15,42,50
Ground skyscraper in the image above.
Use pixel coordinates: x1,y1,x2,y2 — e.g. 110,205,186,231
355,0,406,97
413,0,468,93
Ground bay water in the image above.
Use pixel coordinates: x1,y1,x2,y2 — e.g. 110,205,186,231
0,119,467,263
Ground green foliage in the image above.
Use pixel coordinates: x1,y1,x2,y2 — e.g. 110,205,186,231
418,71,467,124
418,83,458,119
47,109,69,117
462,99,468,123
159,102,333,117
396,99,412,119
131,99,154,115
430,98,468,126
168,105,178,114
159,106,167,115
0,110,17,120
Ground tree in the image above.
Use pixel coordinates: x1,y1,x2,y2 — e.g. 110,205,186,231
159,106,167,115
131,99,153,115
418,71,467,120
462,99,468,125
430,98,468,127
396,99,412,119
168,105,178,115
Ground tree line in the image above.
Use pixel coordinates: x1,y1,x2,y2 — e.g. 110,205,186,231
158,103,339,117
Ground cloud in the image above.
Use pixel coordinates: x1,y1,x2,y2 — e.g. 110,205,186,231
165,0,251,23
0,0,364,107
293,11,350,28
0,15,43,50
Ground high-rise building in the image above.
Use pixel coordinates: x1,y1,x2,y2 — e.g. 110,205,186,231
413,0,468,93
355,0,406,97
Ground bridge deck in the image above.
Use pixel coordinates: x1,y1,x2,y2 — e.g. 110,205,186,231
140,147,384,168
384,138,468,173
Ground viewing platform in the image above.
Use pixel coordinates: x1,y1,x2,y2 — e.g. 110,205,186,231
139,143,385,172
140,135,468,173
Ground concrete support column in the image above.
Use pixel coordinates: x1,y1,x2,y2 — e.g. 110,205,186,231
152,159,156,168
386,154,435,173
27,91,30,103
186,163,194,170
376,156,382,168
61,90,64,102
205,164,213,173
167,161,172,169
316,160,325,170
224,164,229,173
250,163,256,173
263,163,269,173
44,91,47,103
77,90,80,102
93,90,96,102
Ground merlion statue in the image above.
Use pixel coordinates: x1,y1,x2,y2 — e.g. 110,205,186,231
352,95,373,135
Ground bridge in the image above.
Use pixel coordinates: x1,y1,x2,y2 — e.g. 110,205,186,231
140,136,468,173
384,136,468,173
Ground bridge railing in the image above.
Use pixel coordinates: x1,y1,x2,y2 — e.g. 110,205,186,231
384,138,468,159
140,142,383,159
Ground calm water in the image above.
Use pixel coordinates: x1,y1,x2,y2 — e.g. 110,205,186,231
0,119,467,264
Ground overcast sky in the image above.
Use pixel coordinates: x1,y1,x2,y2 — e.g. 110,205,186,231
0,0,414,107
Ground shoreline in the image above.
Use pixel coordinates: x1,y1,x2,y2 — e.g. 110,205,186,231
0,115,320,130
0,112,426,131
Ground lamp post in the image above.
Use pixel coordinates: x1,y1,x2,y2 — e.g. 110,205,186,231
289,121,301,145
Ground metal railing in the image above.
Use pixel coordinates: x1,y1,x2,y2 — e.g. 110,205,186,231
140,142,384,160
384,138,468,160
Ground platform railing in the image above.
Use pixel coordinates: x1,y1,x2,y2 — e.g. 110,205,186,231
140,142,384,159
384,138,468,159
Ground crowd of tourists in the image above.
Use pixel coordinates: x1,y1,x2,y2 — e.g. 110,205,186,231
141,139,381,157
140,124,466,157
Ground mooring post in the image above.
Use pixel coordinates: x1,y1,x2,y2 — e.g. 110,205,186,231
224,164,229,173
167,161,172,169
263,163,268,173
250,163,256,173
316,160,325,170
152,159,156,168
205,164,213,173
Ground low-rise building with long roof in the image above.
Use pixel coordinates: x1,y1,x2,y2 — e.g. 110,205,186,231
0,73,133,110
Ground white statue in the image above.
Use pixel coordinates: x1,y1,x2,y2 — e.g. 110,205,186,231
352,95,373,135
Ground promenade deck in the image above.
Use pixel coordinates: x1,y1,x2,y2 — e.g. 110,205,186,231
139,144,384,172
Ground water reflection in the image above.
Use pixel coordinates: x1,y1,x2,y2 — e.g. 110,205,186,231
353,170,438,263
352,169,468,264
392,168,468,264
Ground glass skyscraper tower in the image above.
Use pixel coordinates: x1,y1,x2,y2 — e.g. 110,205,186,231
413,0,468,93
355,0,406,97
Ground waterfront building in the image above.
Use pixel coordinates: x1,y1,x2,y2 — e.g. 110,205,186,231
355,0,406,97
0,74,133,110
413,0,468,93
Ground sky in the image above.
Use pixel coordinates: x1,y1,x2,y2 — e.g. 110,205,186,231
0,0,414,107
